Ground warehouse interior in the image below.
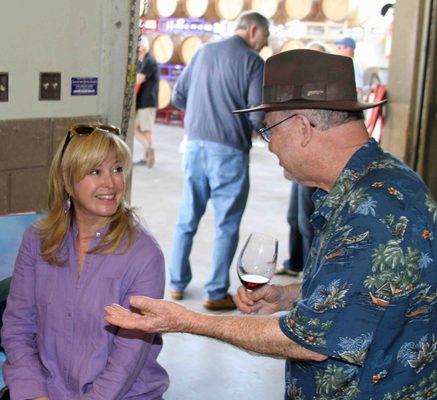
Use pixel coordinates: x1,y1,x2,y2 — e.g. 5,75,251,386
0,0,436,399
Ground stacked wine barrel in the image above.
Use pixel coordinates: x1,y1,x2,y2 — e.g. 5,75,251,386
144,0,375,110
251,0,374,60
146,0,245,21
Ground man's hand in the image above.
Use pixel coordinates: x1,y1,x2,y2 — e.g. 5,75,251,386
104,297,190,333
105,292,326,362
234,283,300,315
136,73,146,86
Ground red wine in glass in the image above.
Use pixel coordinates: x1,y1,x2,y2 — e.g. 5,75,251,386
239,274,270,290
237,232,278,291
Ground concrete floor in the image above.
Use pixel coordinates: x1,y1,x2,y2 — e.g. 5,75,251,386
131,123,300,400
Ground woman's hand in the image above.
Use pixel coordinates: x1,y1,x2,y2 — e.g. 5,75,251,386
234,283,300,315
33,397,50,400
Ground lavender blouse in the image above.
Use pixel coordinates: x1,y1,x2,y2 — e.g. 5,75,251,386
2,223,169,399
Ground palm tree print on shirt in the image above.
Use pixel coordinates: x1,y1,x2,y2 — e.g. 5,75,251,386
425,193,437,223
314,364,359,400
382,370,437,400
336,333,373,365
284,307,333,347
397,334,437,373
364,239,422,306
307,279,350,313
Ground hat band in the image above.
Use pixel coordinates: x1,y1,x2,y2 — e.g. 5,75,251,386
264,83,357,103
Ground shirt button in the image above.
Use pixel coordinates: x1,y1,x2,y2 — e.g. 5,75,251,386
372,370,387,383
96,232,101,237
67,312,72,317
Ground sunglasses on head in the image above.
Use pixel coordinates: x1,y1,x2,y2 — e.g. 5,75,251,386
60,124,122,160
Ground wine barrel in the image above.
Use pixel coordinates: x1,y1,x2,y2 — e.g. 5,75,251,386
158,79,173,109
151,34,175,64
184,0,210,18
193,0,245,21
283,0,321,21
215,0,245,21
320,0,358,22
151,34,203,65
249,0,280,19
259,46,274,61
145,0,185,18
348,1,380,27
179,35,203,65
279,39,305,53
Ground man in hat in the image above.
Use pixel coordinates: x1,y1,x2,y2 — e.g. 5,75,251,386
334,36,363,90
104,50,436,399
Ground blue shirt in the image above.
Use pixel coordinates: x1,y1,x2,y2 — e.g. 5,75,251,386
279,139,436,400
172,35,264,152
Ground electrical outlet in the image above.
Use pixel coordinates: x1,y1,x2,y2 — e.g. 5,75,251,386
0,73,8,102
39,72,61,100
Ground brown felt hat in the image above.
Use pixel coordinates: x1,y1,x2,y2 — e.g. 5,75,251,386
234,49,387,114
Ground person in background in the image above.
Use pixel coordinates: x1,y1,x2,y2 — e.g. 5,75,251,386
306,40,329,53
2,124,168,399
168,11,269,311
104,50,436,400
276,42,328,277
334,36,364,92
135,36,159,167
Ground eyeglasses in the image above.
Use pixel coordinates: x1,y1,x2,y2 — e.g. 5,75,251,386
60,124,122,160
258,114,315,143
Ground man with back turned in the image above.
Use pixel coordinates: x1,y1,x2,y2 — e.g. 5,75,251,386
169,11,269,310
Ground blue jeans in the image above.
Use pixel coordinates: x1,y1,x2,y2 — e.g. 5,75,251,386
283,181,315,272
169,140,249,300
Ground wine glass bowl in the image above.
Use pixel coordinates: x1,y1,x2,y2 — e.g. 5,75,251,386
237,232,278,290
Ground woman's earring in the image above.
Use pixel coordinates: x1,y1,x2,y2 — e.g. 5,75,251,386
63,197,71,213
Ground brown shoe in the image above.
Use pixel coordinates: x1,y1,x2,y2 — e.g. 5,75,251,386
203,293,236,311
170,290,184,300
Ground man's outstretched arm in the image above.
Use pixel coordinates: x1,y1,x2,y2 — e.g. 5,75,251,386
104,296,327,362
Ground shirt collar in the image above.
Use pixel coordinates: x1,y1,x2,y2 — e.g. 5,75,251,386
232,34,250,49
71,219,110,242
311,138,381,230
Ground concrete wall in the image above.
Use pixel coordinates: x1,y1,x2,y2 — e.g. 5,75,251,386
382,0,437,196
417,0,437,195
0,0,131,124
0,116,102,213
0,0,138,213
382,0,423,159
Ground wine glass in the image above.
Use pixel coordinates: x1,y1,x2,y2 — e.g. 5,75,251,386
237,232,278,290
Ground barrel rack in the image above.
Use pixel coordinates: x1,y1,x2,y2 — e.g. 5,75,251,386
141,16,227,126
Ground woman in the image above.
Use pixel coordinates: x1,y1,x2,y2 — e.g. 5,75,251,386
1,125,169,399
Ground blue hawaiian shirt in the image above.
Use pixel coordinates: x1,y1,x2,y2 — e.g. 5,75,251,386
279,139,436,400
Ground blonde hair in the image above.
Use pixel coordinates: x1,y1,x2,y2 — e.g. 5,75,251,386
37,128,137,266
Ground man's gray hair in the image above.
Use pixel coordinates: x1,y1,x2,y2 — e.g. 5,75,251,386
140,36,150,52
302,109,364,130
235,11,269,31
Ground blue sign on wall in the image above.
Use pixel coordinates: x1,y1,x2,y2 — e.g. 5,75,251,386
71,77,98,96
